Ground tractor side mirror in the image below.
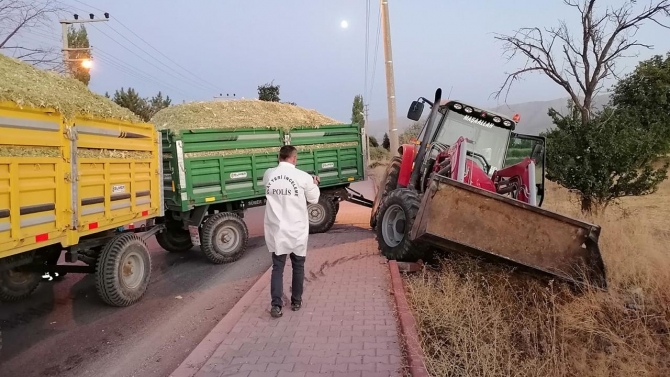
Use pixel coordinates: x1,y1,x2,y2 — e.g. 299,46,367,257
407,101,424,121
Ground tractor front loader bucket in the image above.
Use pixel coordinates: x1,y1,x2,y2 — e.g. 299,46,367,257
410,175,607,289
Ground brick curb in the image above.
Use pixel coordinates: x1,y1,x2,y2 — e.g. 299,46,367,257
388,260,431,377
169,266,273,377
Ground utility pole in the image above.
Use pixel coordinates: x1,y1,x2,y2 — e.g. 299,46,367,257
60,12,110,76
364,103,371,167
360,105,370,180
380,0,398,155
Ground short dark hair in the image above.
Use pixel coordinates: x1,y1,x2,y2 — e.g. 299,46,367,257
279,145,297,161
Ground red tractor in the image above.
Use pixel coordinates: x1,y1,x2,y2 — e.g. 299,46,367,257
370,88,607,288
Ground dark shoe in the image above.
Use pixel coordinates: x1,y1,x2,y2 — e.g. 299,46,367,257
291,302,301,311
271,305,283,318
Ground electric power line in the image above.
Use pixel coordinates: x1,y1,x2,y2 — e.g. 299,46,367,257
102,22,221,94
88,23,204,97
67,0,222,94
368,3,382,102
94,48,198,98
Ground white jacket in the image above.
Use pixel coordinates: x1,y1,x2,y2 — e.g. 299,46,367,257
263,162,320,256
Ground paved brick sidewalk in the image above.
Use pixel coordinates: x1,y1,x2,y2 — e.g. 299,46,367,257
178,181,403,377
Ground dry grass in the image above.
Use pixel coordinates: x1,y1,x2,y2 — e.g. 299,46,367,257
377,166,670,376
0,54,139,122
151,99,341,132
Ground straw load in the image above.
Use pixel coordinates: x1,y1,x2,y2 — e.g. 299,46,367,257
153,100,358,158
0,54,149,159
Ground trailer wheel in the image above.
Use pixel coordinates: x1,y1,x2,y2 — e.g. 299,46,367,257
375,188,428,262
370,156,401,230
95,233,151,307
0,268,41,302
308,195,337,234
200,212,249,264
156,220,193,253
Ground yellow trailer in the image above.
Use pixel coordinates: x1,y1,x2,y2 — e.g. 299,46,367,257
0,102,164,306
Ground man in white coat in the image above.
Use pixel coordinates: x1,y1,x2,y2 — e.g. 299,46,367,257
263,145,320,318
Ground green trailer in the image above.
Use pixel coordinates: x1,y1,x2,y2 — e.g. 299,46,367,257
157,123,372,264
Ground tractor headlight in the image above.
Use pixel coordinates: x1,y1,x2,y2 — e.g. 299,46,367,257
464,107,473,114
492,116,501,123
453,103,463,110
503,120,512,127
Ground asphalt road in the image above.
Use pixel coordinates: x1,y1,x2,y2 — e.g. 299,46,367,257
0,207,271,377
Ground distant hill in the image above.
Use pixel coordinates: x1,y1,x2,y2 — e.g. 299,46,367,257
365,94,610,138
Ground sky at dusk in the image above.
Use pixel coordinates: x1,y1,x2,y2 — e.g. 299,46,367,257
11,0,670,123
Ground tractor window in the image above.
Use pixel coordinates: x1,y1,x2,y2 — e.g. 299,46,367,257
433,111,511,174
504,134,546,206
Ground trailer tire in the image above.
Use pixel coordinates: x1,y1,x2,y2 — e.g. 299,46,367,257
200,212,249,264
0,268,41,302
370,156,401,230
308,195,337,234
95,233,152,307
155,222,193,253
375,188,428,262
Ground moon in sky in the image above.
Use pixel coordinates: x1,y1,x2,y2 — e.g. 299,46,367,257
340,20,349,29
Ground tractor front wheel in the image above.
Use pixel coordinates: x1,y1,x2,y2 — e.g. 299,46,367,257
375,188,428,262
370,156,401,230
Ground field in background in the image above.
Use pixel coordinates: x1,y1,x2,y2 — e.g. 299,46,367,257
368,159,670,377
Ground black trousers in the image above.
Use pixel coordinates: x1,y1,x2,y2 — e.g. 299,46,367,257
271,252,305,308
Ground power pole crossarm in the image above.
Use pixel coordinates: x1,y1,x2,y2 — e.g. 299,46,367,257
381,0,399,155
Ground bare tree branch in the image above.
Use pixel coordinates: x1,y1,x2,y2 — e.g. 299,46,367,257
0,0,63,67
493,0,670,126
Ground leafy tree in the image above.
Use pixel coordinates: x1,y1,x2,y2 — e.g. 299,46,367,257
382,133,390,150
112,87,172,121
113,87,149,120
369,135,379,148
399,122,422,145
258,81,280,102
610,53,670,154
544,100,668,213
147,91,171,119
67,24,91,85
351,95,365,127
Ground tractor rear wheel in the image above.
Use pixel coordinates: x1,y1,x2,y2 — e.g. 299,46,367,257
370,156,401,230
375,188,428,262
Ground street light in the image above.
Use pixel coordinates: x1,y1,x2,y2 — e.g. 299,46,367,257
81,59,93,69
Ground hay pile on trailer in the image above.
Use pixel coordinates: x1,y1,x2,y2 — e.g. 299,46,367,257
154,100,358,157
0,54,148,159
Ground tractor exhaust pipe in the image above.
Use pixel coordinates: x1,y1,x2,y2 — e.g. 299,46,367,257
409,88,442,189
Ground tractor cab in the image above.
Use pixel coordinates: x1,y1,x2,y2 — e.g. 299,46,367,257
407,97,547,206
